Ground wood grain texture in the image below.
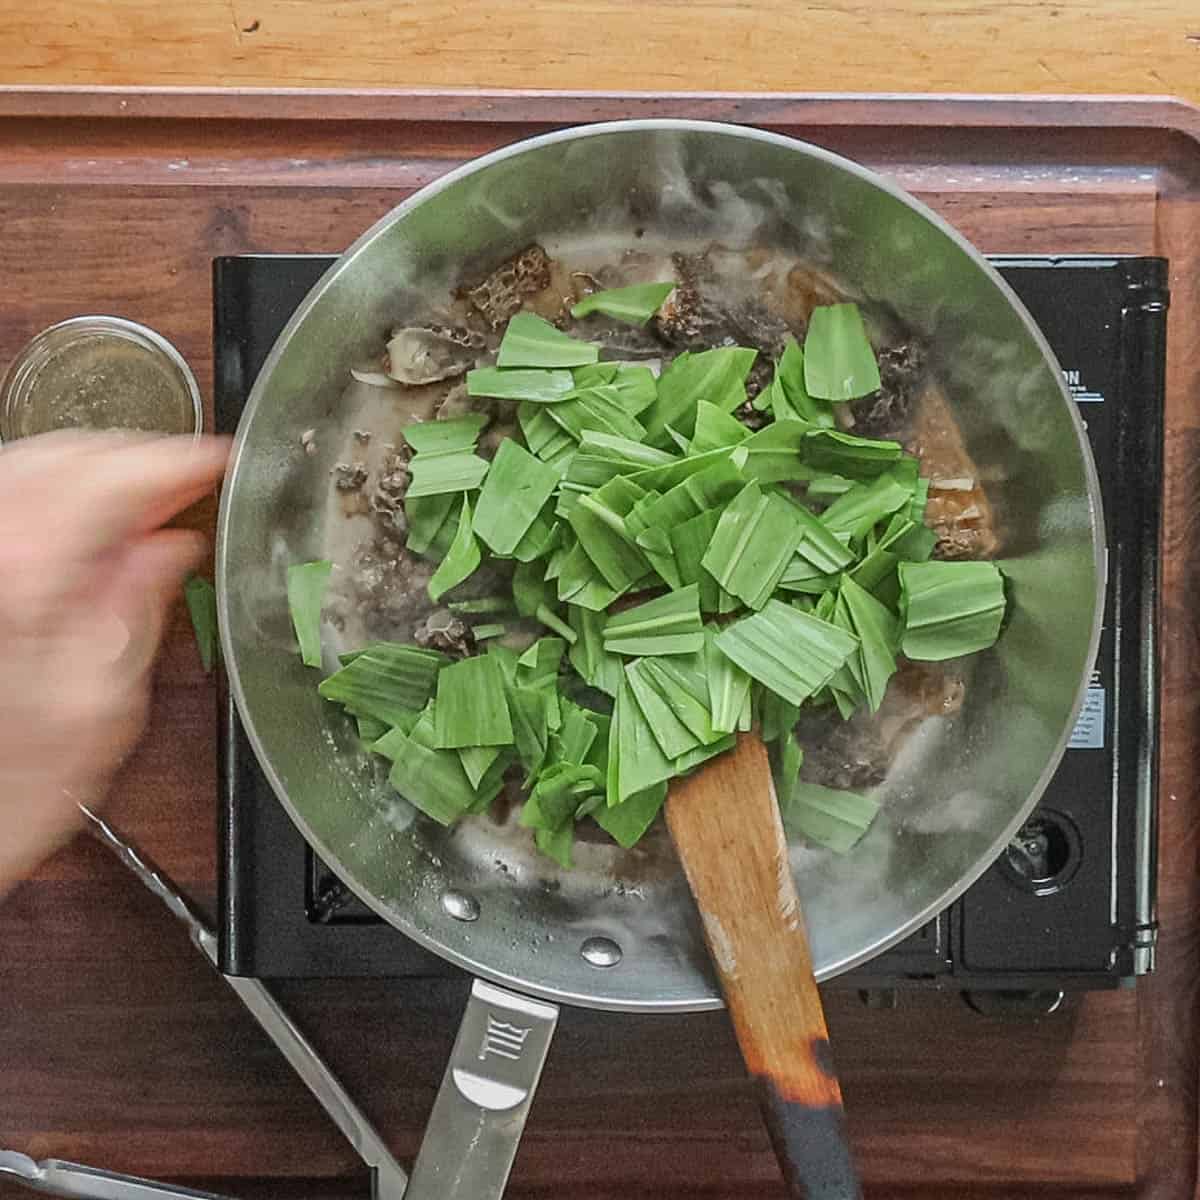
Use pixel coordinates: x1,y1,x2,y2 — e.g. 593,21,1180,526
668,735,841,1110
1145,175,1200,1200
0,0,1198,102
667,733,858,1198
0,94,1196,1200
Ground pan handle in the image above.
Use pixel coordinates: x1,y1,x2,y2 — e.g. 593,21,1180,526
404,979,559,1200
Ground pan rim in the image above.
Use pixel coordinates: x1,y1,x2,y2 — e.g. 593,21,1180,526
216,117,1106,1012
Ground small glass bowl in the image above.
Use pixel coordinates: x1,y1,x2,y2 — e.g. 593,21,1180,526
0,316,202,444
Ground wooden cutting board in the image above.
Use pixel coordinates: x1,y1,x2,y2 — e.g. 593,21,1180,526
0,89,1197,1200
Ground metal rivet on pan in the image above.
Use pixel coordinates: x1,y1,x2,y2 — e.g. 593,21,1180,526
440,890,480,922
580,936,622,968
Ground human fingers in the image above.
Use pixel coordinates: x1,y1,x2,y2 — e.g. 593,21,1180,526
0,427,160,462
0,436,227,624
55,434,230,549
0,776,97,899
0,434,228,562
2,528,208,799
100,527,209,683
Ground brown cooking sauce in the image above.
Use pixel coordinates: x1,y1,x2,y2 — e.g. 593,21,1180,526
907,383,1001,562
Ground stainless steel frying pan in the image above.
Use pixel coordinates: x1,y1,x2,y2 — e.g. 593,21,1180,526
216,121,1104,1197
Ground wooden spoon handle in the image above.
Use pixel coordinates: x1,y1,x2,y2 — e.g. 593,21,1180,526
756,1082,860,1200
666,733,861,1200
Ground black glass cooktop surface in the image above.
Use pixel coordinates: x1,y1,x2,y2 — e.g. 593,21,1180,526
214,252,1165,997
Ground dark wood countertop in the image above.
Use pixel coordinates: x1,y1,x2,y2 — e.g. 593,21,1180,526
1,90,1199,1200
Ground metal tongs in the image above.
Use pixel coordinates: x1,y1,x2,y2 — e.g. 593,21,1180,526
0,805,408,1200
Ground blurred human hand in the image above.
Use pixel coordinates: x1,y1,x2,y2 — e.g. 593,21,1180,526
0,431,229,894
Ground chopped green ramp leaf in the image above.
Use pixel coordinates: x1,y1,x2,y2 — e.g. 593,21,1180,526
473,440,561,555
428,495,482,602
406,494,458,556
434,654,514,748
819,469,915,541
513,558,554,617
536,603,578,643
381,730,477,826
535,824,575,868
507,683,550,783
625,656,717,758
803,303,883,402
318,642,447,726
287,560,332,668
402,414,487,455
610,676,677,805
783,782,881,853
839,575,899,711
803,428,903,479
739,419,818,484
548,386,647,443
669,508,726,612
497,312,600,369
459,744,502,790
568,606,623,697
714,599,859,706
518,400,577,466
593,782,667,848
642,347,757,448
769,338,835,426
602,584,704,657
898,560,1006,661
571,282,676,326
566,431,674,489
690,400,750,453
406,451,489,498
704,626,752,734
184,576,218,673
701,482,806,610
448,596,511,615
468,366,575,404
568,476,652,593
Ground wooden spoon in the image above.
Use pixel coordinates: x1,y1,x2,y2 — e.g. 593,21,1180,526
666,731,862,1200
